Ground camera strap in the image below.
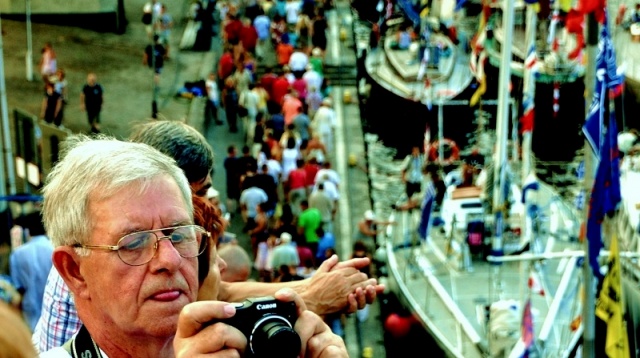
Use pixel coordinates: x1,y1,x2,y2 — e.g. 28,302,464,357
68,325,103,358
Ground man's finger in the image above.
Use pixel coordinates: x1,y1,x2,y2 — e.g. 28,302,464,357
177,322,246,355
345,293,357,314
176,301,237,338
295,310,333,358
275,287,307,315
316,254,339,273
332,257,370,270
354,287,366,310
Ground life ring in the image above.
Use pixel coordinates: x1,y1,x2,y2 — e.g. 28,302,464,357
428,139,460,165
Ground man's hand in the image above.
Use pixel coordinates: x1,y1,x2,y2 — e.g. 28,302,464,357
174,301,246,357
300,255,384,315
276,289,348,358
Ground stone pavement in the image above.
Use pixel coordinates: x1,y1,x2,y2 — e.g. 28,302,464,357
2,0,213,140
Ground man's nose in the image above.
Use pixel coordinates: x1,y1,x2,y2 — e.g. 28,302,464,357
152,238,182,270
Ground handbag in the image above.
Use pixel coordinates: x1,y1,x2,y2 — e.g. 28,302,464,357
238,105,249,117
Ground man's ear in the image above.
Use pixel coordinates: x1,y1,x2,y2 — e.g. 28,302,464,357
52,247,90,300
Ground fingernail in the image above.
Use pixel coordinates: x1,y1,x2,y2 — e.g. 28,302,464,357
224,304,236,316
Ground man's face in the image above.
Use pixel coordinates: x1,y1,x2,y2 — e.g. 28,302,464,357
83,175,199,338
191,173,212,198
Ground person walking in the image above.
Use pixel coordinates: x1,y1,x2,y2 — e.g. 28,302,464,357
39,42,57,81
80,73,104,133
52,68,67,127
205,72,223,125
40,82,62,126
222,77,240,133
143,35,167,84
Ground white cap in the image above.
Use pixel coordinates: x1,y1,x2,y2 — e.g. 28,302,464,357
206,187,219,199
364,210,376,221
280,232,292,243
322,98,332,106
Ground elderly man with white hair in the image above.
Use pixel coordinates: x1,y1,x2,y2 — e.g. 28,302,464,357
39,135,347,357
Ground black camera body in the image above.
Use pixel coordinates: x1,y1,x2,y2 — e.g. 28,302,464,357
223,296,300,358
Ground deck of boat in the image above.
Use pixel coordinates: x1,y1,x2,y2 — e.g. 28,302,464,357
366,137,584,358
364,29,473,104
385,206,582,357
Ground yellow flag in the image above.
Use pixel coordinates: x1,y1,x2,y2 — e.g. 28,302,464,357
595,234,630,358
559,0,572,12
469,75,486,107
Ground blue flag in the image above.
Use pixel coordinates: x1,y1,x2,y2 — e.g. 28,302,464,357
455,0,467,12
582,23,623,157
584,15,622,280
396,0,421,25
417,181,436,240
586,113,621,280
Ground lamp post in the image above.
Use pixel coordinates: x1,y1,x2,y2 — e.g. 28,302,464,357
25,0,33,81
0,15,17,198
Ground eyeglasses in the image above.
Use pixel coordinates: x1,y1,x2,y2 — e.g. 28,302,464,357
73,225,209,266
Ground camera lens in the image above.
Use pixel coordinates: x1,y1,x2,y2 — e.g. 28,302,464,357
250,316,301,358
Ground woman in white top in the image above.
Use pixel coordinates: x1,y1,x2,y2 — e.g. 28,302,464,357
281,136,301,181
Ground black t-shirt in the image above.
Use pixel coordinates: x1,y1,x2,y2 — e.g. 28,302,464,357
145,44,166,69
312,18,328,41
82,84,103,110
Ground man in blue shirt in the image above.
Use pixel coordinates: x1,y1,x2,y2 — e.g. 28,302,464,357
10,210,53,331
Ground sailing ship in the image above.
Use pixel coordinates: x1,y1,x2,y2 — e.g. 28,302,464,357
357,0,640,356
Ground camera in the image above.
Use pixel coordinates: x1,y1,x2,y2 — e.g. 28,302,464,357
223,296,300,358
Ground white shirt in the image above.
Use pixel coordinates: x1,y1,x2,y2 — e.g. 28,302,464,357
285,0,301,24
206,79,219,103
289,52,309,72
303,70,323,93
312,179,339,201
240,89,259,117
314,168,340,186
40,347,109,357
312,106,336,135
266,159,283,184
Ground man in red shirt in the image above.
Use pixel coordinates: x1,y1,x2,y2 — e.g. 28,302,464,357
218,49,235,83
303,157,321,191
287,159,307,206
271,71,290,109
224,14,242,46
260,67,277,95
239,18,258,55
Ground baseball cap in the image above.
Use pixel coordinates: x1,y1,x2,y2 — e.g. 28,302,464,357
364,210,376,221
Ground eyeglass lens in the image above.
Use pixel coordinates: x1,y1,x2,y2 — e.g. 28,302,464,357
118,226,204,265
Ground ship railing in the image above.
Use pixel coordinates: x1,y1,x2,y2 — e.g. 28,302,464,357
385,208,485,358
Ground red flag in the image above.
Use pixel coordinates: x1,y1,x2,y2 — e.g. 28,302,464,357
577,0,605,23
528,271,545,296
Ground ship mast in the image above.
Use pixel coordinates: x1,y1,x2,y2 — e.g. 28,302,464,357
490,0,515,258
